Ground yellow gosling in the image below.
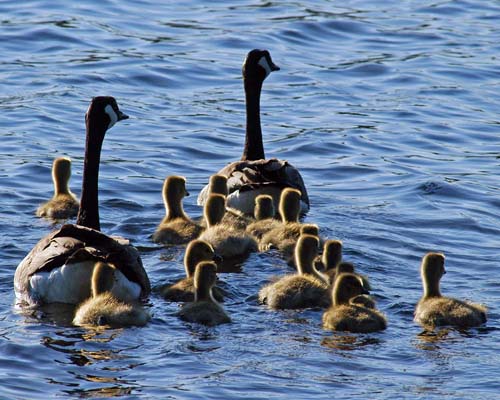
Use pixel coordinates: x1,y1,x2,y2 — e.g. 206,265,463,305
73,262,150,328
322,273,386,333
198,194,257,259
246,194,281,240
152,176,203,245
36,157,79,219
160,239,224,302
414,252,487,329
177,261,230,326
259,234,330,309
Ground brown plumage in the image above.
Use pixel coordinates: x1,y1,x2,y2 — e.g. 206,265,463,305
414,252,487,329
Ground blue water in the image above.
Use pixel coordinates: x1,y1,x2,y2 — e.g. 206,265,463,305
1,0,499,398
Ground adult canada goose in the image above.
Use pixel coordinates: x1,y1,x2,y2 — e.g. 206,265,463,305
159,239,224,302
36,157,80,220
198,193,257,259
197,49,309,215
322,273,387,333
414,252,487,329
152,176,203,245
259,234,329,309
73,262,150,327
177,261,231,326
14,97,150,306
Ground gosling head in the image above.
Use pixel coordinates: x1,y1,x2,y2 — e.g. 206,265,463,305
91,262,116,297
333,273,369,306
279,187,301,223
421,252,446,297
52,157,73,195
322,240,343,271
243,49,280,81
184,240,218,277
86,96,129,134
208,174,228,197
254,194,275,220
295,234,320,275
300,224,319,237
204,193,226,227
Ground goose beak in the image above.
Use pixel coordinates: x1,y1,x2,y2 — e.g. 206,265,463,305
117,110,129,121
362,288,370,295
270,62,280,72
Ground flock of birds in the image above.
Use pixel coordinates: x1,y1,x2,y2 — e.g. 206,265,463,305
15,49,487,333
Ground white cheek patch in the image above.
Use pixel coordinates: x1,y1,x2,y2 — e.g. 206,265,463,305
258,56,272,77
105,104,118,129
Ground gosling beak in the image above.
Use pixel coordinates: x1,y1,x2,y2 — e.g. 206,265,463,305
270,62,280,72
185,190,190,197
362,288,370,295
213,253,223,264
117,110,129,121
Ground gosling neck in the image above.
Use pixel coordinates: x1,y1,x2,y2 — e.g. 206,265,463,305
422,272,441,298
241,77,265,161
53,172,70,196
76,120,106,231
194,283,215,302
165,194,187,221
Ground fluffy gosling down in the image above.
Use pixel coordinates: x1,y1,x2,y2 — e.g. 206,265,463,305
36,157,79,220
159,239,224,302
152,175,203,245
73,262,151,328
259,234,330,310
177,261,231,326
322,273,386,333
414,252,487,329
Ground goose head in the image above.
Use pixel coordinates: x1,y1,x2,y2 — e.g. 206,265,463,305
208,174,228,197
91,262,116,297
421,252,446,297
86,96,128,134
279,188,301,223
254,194,275,220
333,273,369,306
194,261,218,301
295,234,320,275
184,239,219,278
52,157,73,195
204,193,226,227
243,49,280,81
322,240,343,271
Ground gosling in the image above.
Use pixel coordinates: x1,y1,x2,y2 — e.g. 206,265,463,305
246,194,281,240
152,176,203,244
36,157,79,219
322,273,386,333
259,234,330,309
73,262,150,328
414,252,487,329
177,261,231,326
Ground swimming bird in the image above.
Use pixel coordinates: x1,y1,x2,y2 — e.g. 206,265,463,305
152,175,203,245
197,49,309,215
159,239,224,302
36,157,80,220
414,252,487,329
259,234,329,309
245,194,281,240
198,193,257,259
73,262,150,327
14,97,150,306
177,261,231,326
322,273,387,333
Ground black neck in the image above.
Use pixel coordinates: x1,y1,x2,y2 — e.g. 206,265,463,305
242,77,265,161
76,120,105,231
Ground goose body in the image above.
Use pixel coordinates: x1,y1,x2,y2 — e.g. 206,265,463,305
197,49,309,215
322,273,386,333
152,176,203,245
160,239,224,302
73,262,150,327
14,97,150,306
259,234,329,309
177,261,230,326
414,252,486,329
36,157,79,220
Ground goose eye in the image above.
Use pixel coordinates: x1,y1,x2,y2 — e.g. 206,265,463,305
105,104,118,129
258,56,272,77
